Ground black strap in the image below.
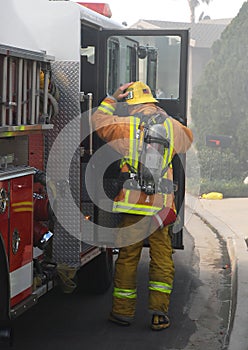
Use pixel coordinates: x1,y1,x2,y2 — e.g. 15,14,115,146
158,179,175,194
133,112,167,128
145,135,170,147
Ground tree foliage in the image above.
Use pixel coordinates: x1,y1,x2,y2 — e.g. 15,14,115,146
187,0,213,22
191,1,248,179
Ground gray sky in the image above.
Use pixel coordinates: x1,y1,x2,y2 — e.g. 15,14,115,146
84,0,247,25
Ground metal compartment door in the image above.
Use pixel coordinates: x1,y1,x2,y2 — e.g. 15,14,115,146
99,29,189,249
9,175,33,306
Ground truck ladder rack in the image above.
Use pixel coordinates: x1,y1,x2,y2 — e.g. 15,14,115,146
0,44,54,134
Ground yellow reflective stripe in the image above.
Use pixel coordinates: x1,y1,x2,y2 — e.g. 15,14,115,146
167,118,174,164
113,189,162,215
129,117,134,168
129,116,139,170
113,207,153,216
113,287,137,299
98,106,113,115
101,101,115,111
12,201,33,213
13,208,33,212
162,119,172,169
119,158,127,168
113,201,161,215
118,117,139,172
149,281,173,294
98,100,115,115
114,201,161,212
12,201,32,207
116,189,161,212
162,193,167,206
125,189,130,202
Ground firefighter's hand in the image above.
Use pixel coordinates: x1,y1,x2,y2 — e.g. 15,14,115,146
112,82,133,101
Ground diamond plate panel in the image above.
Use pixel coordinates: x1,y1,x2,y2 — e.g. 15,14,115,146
96,198,121,248
81,202,94,244
46,61,81,265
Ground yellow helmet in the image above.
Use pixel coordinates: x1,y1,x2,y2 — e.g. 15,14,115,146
125,81,158,105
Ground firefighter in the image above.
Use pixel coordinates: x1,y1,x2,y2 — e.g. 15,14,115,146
92,81,193,330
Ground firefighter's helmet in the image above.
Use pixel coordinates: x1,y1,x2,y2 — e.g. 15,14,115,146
125,81,158,105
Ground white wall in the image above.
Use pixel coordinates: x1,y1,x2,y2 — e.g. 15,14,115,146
0,0,81,61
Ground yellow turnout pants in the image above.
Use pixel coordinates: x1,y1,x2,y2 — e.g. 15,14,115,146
112,214,174,320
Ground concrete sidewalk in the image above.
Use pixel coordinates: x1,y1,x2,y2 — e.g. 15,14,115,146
185,194,248,350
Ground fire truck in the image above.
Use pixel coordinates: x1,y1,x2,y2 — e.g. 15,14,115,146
0,0,189,344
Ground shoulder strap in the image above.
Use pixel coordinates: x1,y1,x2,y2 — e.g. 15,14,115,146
133,112,167,128
161,118,174,176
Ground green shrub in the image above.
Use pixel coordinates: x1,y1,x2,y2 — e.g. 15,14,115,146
186,178,248,197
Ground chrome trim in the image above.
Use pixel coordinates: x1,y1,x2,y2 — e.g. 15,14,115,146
8,57,14,125
0,44,54,62
1,56,7,125
0,166,36,181
35,63,40,123
32,281,54,299
42,69,50,119
10,294,37,319
17,59,23,125
10,281,54,319
12,229,21,255
23,60,28,124
87,93,93,155
0,188,8,213
80,247,101,266
31,61,36,124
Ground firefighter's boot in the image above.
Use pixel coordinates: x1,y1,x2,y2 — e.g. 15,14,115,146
108,312,131,327
151,314,170,331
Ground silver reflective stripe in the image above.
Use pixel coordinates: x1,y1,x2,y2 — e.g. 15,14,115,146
149,281,173,294
113,287,137,299
154,213,163,229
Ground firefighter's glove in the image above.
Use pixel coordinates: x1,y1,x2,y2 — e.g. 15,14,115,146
112,82,133,101
153,207,177,230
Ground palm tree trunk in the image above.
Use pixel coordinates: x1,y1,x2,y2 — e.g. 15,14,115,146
187,0,196,23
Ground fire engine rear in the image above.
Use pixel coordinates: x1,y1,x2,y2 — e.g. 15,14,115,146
0,0,189,344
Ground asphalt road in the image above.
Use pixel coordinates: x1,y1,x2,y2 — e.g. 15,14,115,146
5,208,232,350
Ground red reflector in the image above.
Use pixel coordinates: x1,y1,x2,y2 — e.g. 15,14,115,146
77,2,112,18
209,139,221,146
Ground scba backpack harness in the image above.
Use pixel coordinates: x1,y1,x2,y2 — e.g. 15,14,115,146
122,113,174,194
113,112,177,218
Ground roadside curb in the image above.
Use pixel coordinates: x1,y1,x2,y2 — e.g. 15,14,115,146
185,194,248,350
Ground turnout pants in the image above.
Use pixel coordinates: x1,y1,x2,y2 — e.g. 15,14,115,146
112,214,175,320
